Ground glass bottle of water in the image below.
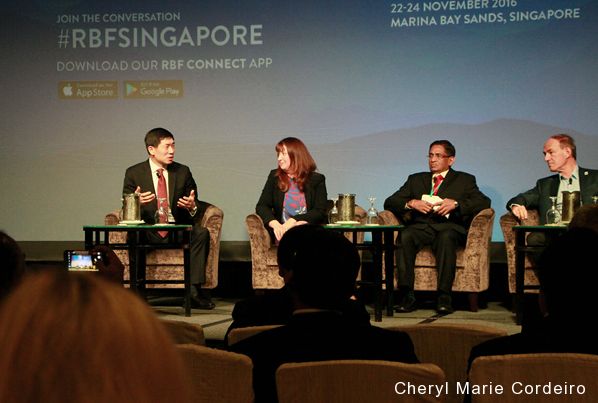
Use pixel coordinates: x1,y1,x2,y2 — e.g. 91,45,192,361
366,196,379,225
155,197,168,224
329,198,339,224
545,196,561,225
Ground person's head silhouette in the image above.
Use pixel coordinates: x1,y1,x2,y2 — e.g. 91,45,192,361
277,225,360,310
569,204,598,234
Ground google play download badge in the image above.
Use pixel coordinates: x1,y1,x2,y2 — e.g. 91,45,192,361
126,83,138,96
124,80,183,99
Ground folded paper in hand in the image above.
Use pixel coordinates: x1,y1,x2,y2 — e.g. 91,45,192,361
421,194,449,218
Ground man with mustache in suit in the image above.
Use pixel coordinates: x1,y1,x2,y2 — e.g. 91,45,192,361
385,140,491,314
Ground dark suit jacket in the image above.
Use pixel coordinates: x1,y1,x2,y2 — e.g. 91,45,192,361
123,160,198,225
384,169,491,233
256,170,328,226
507,167,598,224
230,311,418,403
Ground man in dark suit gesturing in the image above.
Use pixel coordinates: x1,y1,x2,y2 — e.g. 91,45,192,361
384,140,491,314
123,128,214,309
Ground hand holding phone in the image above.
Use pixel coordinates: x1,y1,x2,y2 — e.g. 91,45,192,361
91,246,125,284
64,247,124,283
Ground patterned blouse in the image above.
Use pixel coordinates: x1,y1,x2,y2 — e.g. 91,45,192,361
283,179,307,222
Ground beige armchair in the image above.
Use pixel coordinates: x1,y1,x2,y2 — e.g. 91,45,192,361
469,353,598,403
378,208,495,311
160,319,206,346
177,344,254,403
390,323,507,403
499,210,540,294
276,360,446,403
227,324,282,346
105,201,223,289
246,205,367,290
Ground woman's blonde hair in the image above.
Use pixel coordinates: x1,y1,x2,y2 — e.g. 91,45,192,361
0,271,191,403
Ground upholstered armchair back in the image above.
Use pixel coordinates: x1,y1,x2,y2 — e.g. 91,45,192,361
177,344,254,403
277,360,446,403
470,353,598,403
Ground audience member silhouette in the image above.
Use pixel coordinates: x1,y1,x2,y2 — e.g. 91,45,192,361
0,231,26,300
229,225,418,403
225,284,370,344
0,270,191,403
569,203,598,233
225,228,370,343
468,227,598,370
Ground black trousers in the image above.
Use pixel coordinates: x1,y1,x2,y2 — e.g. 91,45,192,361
142,224,210,285
395,224,466,295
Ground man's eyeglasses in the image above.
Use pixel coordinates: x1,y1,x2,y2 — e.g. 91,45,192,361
427,153,450,160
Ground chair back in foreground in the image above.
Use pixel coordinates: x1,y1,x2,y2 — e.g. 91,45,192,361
276,359,446,403
227,324,282,346
176,344,253,403
469,353,598,403
389,323,507,403
160,319,205,345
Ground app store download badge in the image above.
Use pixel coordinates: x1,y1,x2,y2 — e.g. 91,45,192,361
123,80,184,99
58,81,118,99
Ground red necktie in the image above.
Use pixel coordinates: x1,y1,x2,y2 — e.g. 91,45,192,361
432,175,444,196
156,168,169,237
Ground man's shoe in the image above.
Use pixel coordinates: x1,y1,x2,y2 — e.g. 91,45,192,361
436,304,453,315
395,295,417,313
190,285,216,310
436,294,453,315
190,295,215,310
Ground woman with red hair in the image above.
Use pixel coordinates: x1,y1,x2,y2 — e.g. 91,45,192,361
256,137,328,241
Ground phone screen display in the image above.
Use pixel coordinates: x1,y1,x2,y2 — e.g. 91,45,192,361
65,250,101,271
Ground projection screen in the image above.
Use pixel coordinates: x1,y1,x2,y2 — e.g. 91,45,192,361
1,0,596,242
